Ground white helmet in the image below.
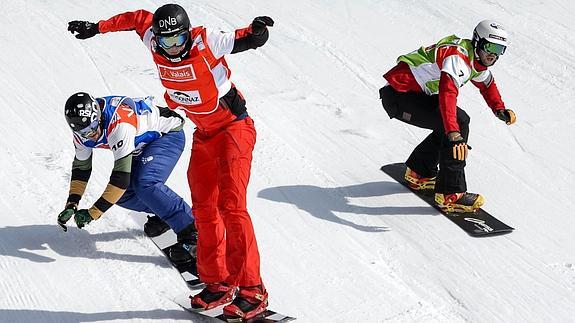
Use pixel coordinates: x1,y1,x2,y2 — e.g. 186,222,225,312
472,20,508,56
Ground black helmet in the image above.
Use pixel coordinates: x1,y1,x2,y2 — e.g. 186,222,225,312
64,92,101,136
152,4,190,36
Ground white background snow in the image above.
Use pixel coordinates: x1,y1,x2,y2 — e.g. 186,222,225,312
1,0,574,322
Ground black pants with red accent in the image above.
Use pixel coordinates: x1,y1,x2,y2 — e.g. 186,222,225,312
379,85,470,194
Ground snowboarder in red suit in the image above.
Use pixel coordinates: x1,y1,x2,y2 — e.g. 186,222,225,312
68,4,273,320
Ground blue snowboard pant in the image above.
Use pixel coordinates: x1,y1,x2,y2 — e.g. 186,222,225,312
117,130,194,233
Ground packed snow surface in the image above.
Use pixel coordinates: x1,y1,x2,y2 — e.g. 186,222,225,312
1,0,574,322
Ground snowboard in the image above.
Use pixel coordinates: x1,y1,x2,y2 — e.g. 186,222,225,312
172,292,296,323
129,212,203,288
380,163,514,237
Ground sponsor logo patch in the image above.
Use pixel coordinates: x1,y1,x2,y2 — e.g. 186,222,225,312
142,156,154,164
158,64,197,82
401,112,412,121
489,34,507,42
464,218,494,233
158,17,178,29
168,89,202,105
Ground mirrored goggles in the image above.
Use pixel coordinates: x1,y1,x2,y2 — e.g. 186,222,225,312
75,119,100,139
482,41,506,56
157,31,189,49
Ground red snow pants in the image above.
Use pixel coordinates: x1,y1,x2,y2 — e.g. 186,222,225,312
187,117,262,287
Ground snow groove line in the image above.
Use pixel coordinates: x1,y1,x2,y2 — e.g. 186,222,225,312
77,43,113,94
293,30,376,92
0,256,41,309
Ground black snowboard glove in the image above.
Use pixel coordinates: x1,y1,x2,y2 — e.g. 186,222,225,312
57,203,77,232
68,21,100,39
447,131,468,161
251,16,274,36
495,109,516,125
74,209,94,229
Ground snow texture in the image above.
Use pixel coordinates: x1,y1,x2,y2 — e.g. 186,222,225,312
0,0,574,322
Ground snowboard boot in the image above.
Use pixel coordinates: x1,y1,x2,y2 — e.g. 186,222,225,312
191,283,237,310
435,192,484,213
169,242,197,265
143,215,170,237
223,285,268,322
404,167,436,190
169,222,198,265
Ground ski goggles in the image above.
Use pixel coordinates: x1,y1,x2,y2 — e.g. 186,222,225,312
156,31,189,49
481,41,506,56
75,119,100,139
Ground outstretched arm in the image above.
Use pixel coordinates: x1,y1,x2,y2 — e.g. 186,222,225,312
471,74,505,113
81,155,131,221
68,9,153,40
472,76,516,125
439,73,469,161
438,72,460,134
232,16,274,53
57,153,92,231
73,153,132,229
194,16,275,60
67,157,92,207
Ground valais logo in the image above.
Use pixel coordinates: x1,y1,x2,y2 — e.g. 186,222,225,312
158,64,197,82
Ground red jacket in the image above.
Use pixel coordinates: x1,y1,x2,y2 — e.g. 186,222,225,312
384,48,505,134
99,10,254,131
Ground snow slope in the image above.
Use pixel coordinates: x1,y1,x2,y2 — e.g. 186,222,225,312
1,0,574,322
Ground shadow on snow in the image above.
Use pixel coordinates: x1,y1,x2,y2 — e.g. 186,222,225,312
258,181,437,232
0,224,171,267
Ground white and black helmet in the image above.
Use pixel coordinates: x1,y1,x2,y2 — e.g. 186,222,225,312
64,92,101,136
472,20,509,56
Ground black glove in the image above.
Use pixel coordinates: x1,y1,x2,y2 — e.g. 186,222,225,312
251,16,274,36
68,21,100,39
57,203,77,232
74,209,94,229
495,109,516,125
447,132,468,161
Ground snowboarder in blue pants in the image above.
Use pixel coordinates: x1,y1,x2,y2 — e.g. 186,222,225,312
57,92,196,264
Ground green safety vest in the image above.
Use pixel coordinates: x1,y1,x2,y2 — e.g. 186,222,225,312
397,35,485,95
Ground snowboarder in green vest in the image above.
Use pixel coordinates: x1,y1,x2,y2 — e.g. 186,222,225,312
379,20,516,213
